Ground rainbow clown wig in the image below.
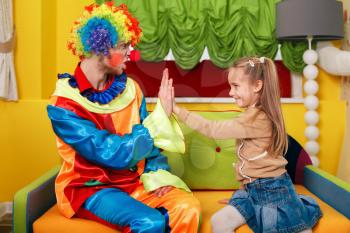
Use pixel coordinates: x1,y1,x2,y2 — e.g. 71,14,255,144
67,2,142,59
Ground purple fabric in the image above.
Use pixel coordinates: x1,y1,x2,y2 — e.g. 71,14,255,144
295,149,313,184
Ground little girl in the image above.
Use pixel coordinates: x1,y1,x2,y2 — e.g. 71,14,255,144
159,57,322,233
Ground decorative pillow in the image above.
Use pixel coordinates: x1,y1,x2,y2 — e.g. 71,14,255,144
285,135,312,184
163,111,241,190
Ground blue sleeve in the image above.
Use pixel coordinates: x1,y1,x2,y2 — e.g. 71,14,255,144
47,105,154,170
139,97,149,123
144,147,170,172
139,97,170,173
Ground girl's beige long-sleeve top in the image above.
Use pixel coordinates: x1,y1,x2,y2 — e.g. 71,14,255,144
176,106,287,185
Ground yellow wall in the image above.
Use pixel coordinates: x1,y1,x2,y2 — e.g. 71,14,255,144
0,0,346,201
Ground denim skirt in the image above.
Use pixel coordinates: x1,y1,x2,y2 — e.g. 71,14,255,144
229,173,322,233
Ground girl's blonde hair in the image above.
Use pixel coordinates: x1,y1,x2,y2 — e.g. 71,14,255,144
232,56,288,156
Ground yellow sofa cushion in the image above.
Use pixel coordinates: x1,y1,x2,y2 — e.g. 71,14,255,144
33,185,350,233
197,185,350,233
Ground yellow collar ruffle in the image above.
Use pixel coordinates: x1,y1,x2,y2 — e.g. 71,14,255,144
52,77,136,114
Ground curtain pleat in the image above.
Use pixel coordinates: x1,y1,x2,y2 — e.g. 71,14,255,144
110,0,307,72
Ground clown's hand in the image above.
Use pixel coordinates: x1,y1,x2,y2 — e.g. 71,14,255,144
158,68,173,117
153,186,173,197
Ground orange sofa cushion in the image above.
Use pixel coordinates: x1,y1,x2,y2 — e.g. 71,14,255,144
33,185,350,233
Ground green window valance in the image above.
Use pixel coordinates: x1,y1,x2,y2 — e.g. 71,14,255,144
97,0,308,73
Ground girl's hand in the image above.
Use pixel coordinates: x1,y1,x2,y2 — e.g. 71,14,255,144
218,198,230,204
153,186,173,197
158,68,173,117
171,81,180,115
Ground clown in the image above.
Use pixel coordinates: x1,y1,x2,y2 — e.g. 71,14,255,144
47,2,200,233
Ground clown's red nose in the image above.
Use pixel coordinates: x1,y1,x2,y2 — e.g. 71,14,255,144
129,50,141,62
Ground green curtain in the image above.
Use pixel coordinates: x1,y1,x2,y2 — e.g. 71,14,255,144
280,41,316,73
97,0,308,73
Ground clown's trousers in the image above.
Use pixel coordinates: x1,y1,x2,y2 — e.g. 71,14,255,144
76,185,201,233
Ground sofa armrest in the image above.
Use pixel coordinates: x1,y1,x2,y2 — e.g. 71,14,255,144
304,165,350,219
13,166,60,233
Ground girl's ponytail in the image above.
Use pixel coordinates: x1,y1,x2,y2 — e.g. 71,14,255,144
232,57,288,156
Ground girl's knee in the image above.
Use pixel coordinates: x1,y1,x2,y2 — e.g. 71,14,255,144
210,212,223,225
211,205,245,233
211,212,229,231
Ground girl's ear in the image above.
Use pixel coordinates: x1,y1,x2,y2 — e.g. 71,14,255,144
254,80,263,93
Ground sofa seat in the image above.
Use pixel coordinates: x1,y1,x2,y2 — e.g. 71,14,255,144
33,185,350,233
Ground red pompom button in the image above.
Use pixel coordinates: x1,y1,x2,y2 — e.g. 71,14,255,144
215,147,221,153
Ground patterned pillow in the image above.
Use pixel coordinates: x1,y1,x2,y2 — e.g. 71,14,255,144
163,111,241,190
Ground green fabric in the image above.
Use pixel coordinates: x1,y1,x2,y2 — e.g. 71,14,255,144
143,99,185,153
305,165,350,193
140,169,191,193
13,166,60,233
84,180,105,186
110,0,307,73
163,111,241,190
280,41,317,73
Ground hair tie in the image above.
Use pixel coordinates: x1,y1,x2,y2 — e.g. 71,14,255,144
248,60,255,67
259,57,265,63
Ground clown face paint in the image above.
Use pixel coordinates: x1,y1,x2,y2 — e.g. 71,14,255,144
108,52,124,68
108,49,141,68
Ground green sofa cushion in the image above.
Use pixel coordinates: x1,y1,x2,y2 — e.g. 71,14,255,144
163,111,241,190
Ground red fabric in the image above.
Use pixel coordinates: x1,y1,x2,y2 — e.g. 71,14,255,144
125,60,291,98
74,64,113,93
296,149,313,185
55,97,116,132
64,155,142,214
54,96,142,215
76,208,128,232
275,61,291,98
